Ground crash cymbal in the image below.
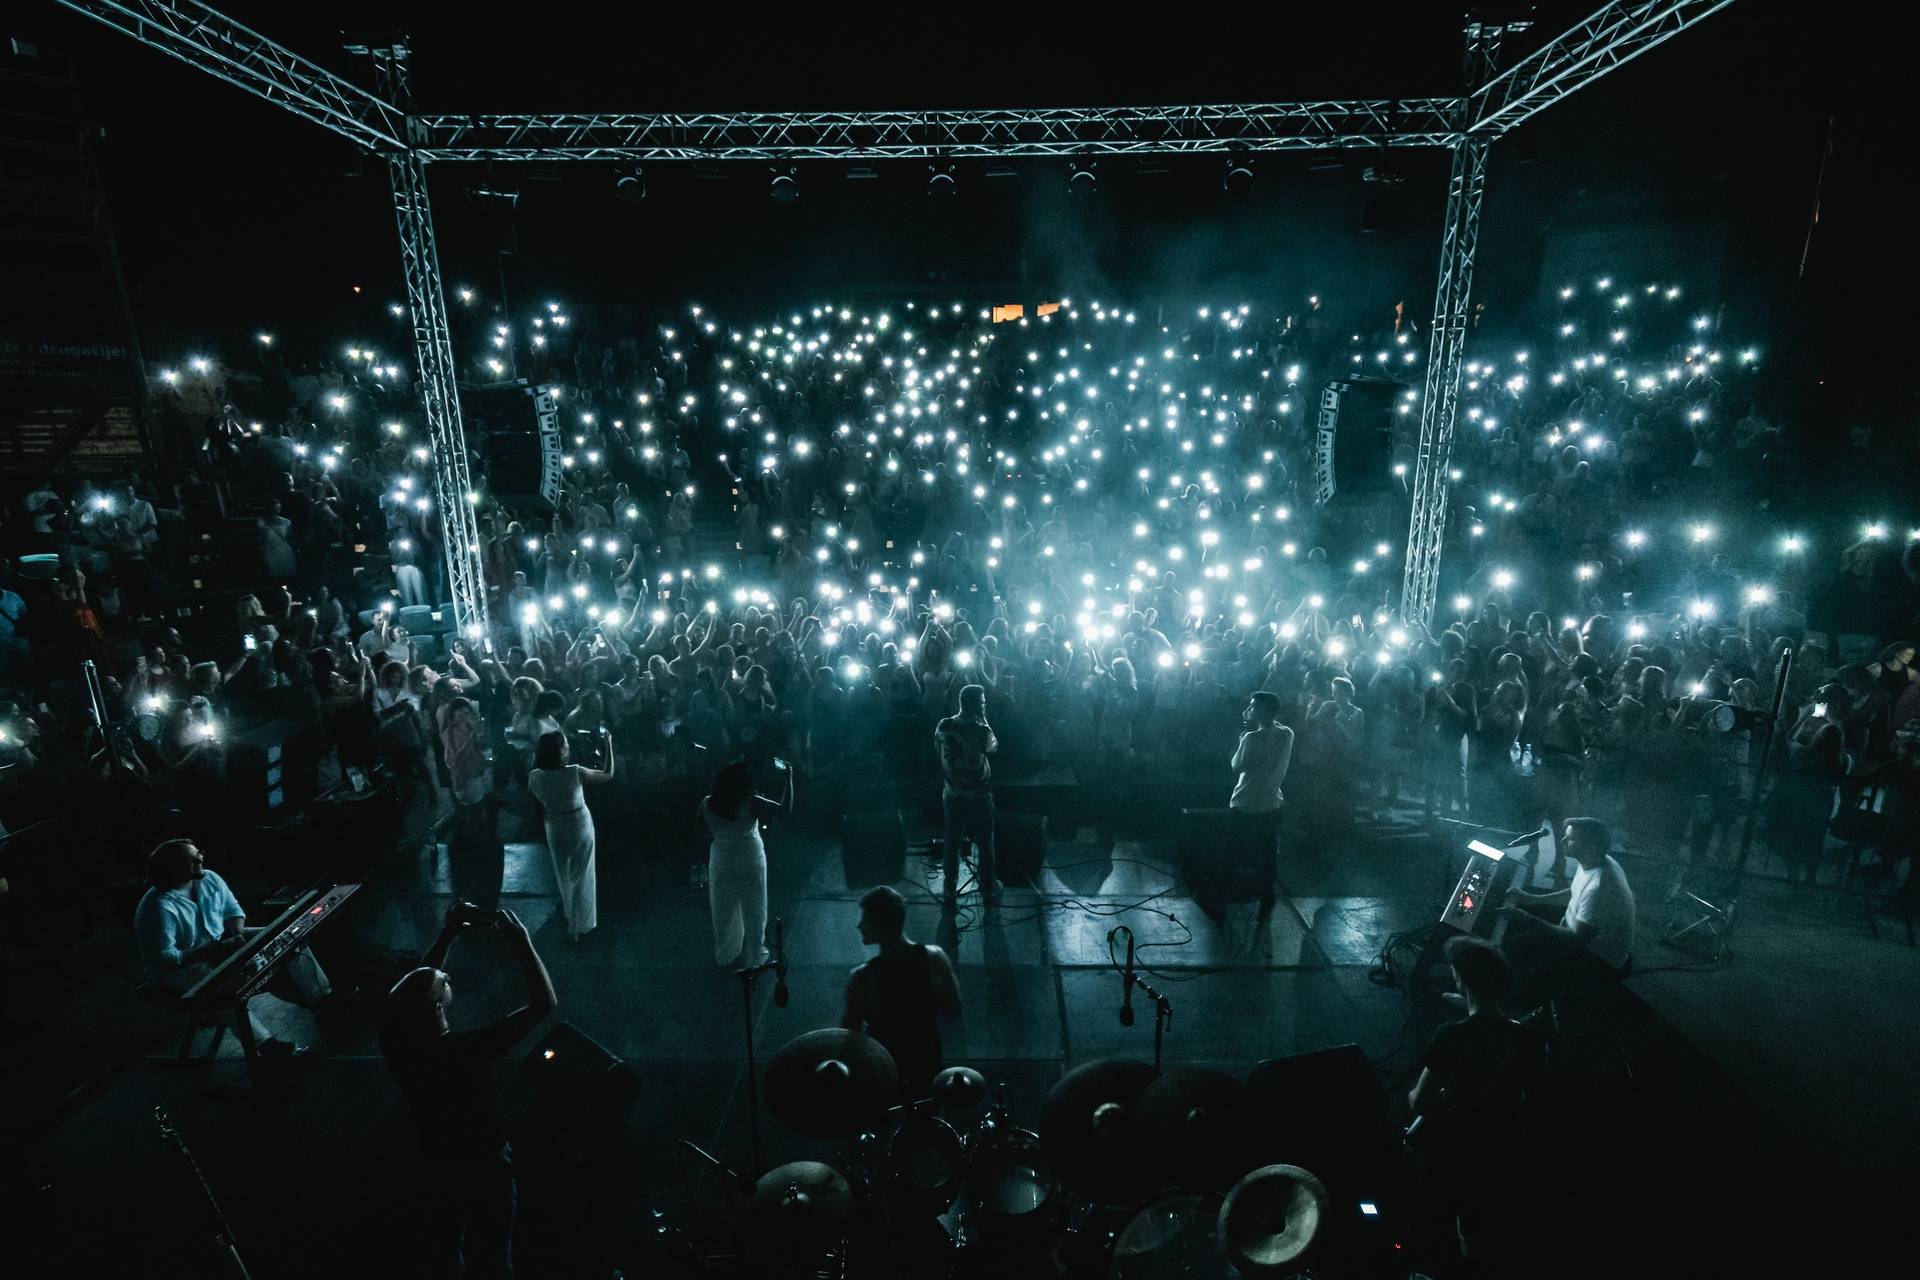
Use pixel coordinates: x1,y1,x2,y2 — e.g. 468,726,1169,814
930,1065,987,1109
1039,1058,1159,1205
765,1029,899,1139
1217,1163,1328,1275
1137,1067,1265,1192
743,1161,857,1257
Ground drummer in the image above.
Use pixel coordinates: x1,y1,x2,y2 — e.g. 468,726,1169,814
840,886,963,1098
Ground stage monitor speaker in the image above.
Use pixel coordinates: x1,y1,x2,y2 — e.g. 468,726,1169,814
519,1022,641,1164
842,808,906,887
993,811,1046,886
1176,808,1241,907
1247,1044,1388,1196
228,717,316,816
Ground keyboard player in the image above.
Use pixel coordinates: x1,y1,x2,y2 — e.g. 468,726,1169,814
133,838,334,1058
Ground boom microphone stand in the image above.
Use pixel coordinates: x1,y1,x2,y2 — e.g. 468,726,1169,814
154,1107,251,1279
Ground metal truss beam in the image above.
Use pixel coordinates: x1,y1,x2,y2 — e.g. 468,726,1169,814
1402,17,1512,629
1470,1,1734,137
409,102,1465,162
50,1,408,152
388,149,491,645
1402,137,1487,628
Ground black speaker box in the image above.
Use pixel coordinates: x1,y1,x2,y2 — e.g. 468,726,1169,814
842,808,906,886
1175,808,1237,906
1246,1043,1389,1195
1332,382,1397,496
518,1022,640,1164
993,810,1047,886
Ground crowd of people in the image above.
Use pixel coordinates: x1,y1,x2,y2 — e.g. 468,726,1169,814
3,280,1917,934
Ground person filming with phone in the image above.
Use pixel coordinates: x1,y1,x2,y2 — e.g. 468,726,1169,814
381,901,558,1279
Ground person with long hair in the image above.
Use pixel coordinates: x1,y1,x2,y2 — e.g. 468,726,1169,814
702,759,769,967
528,729,614,943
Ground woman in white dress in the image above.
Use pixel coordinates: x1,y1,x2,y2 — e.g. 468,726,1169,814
702,761,768,968
527,728,614,942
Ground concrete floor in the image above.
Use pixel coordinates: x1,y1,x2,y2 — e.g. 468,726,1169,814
11,790,1918,1277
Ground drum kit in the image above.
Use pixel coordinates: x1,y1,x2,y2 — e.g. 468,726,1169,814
701,1025,1338,1278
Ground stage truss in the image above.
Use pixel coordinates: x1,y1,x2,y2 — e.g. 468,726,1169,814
52,0,1735,633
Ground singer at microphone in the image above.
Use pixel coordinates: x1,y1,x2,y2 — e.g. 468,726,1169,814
840,886,963,1097
1116,926,1137,1027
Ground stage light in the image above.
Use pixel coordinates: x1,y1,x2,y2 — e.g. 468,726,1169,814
1068,161,1098,195
769,167,798,204
927,164,956,196
615,168,646,203
1223,157,1254,196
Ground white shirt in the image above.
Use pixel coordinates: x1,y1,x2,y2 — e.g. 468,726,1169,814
1229,724,1295,813
133,869,244,981
1563,854,1636,970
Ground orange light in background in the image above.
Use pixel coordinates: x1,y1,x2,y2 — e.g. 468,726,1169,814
991,304,1024,323
1036,302,1060,316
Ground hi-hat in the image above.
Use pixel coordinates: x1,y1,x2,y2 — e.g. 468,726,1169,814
1217,1163,1329,1275
1039,1058,1159,1204
765,1028,898,1138
930,1064,987,1108
742,1161,856,1258
1138,1067,1266,1192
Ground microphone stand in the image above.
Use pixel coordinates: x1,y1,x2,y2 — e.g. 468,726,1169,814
735,951,781,1178
1134,975,1172,1072
153,1107,251,1279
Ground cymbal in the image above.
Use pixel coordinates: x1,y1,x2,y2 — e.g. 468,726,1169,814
930,1065,987,1109
1111,1192,1229,1279
1039,1058,1159,1204
765,1029,899,1139
1138,1067,1266,1192
1217,1163,1328,1275
742,1161,856,1257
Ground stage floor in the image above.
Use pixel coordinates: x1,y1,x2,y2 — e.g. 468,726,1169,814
13,797,1918,1275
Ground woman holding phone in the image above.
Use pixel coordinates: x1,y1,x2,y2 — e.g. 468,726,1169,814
528,728,614,942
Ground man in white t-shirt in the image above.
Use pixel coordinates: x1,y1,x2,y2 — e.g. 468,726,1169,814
1229,691,1295,920
1498,817,1636,1008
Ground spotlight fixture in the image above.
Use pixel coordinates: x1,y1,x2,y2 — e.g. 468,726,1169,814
1068,161,1098,196
614,167,645,203
769,167,798,204
1223,156,1254,196
927,164,956,196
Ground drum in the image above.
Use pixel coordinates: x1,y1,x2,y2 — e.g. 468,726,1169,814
1108,1193,1229,1279
887,1108,967,1211
966,1127,1061,1242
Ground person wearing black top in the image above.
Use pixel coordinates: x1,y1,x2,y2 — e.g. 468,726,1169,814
1408,936,1544,1274
839,886,962,1097
380,903,558,1279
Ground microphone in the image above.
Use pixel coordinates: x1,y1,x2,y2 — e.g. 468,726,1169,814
1505,825,1552,848
1117,927,1136,1027
771,917,789,1009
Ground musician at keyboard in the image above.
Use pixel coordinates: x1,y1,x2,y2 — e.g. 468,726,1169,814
133,838,334,1058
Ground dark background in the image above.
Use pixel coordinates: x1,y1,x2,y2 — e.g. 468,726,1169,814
18,2,1920,423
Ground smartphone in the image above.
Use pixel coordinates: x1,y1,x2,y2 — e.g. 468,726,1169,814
243,634,257,651
1813,702,1828,718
